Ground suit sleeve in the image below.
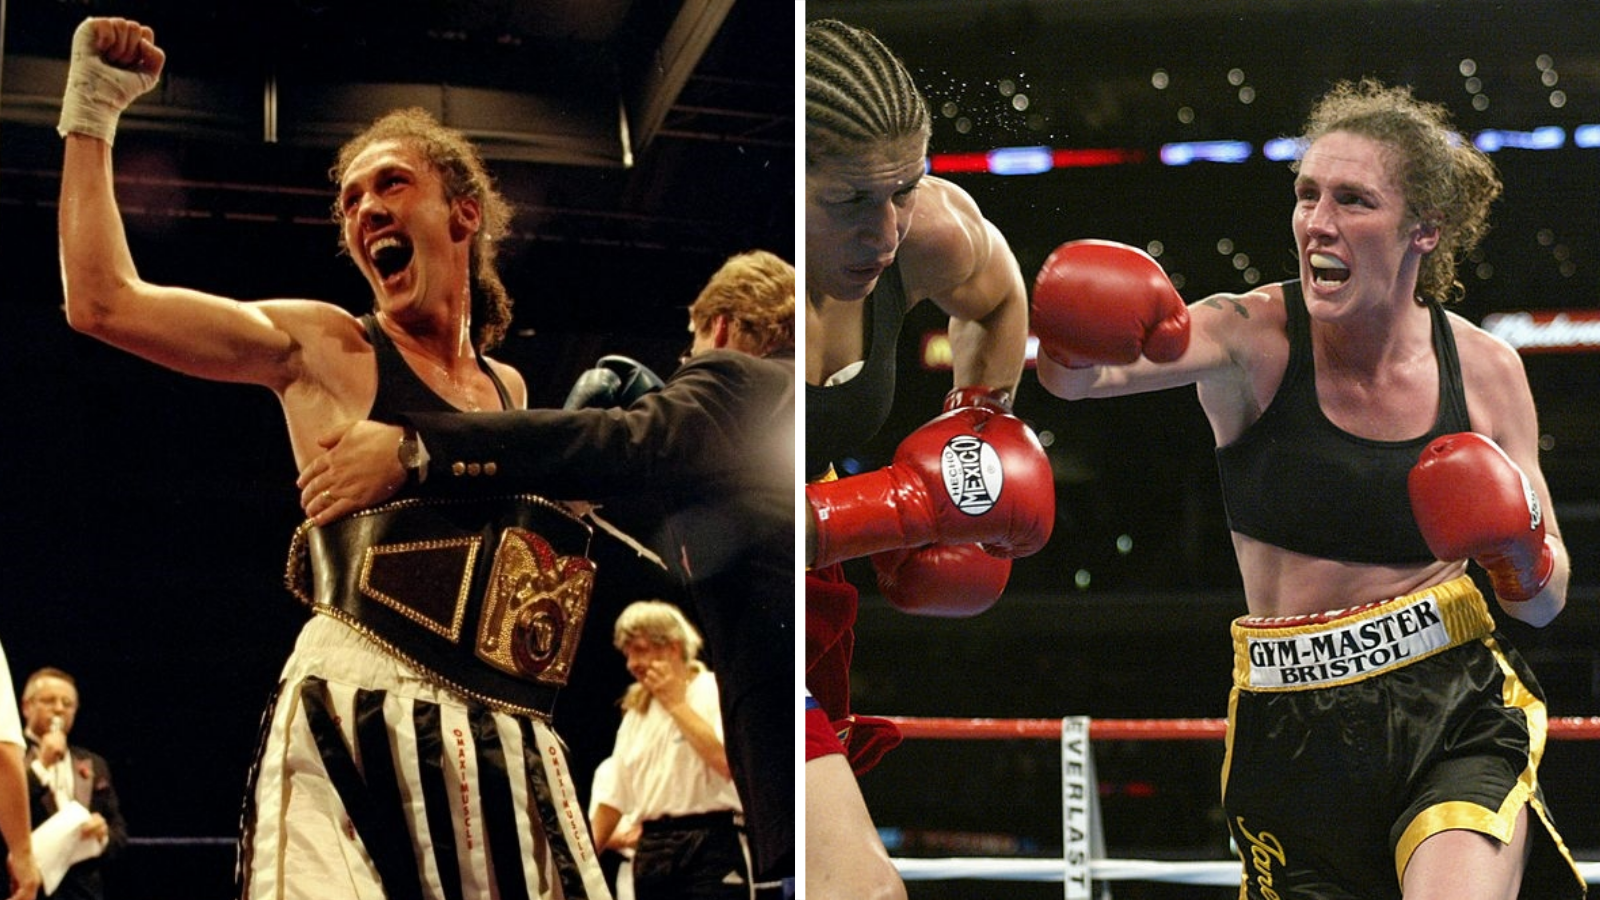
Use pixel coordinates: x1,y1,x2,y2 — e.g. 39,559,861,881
404,352,791,500
87,751,128,858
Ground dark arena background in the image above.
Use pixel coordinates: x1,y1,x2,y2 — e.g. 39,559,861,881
810,1,1600,898
0,2,791,896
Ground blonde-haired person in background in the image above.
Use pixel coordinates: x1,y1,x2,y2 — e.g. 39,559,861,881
589,601,749,900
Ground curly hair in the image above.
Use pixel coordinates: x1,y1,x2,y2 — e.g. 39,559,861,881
689,249,795,356
331,108,516,350
805,19,931,166
1294,78,1502,305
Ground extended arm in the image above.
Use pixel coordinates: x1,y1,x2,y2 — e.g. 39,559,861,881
299,353,791,521
58,18,304,390
1031,241,1268,428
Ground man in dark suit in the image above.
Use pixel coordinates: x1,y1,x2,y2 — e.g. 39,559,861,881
18,669,126,900
296,249,797,898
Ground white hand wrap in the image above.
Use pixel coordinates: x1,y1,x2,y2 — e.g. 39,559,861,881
57,19,160,145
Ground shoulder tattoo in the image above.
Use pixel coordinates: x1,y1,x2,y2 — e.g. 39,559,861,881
1200,296,1251,319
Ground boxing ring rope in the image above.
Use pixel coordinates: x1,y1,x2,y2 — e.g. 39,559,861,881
879,715,1600,891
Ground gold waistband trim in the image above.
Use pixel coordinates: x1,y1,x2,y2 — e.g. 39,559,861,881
1231,575,1493,691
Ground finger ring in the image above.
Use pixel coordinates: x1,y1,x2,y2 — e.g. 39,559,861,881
321,490,333,504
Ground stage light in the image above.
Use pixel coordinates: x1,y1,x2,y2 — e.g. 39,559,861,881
1473,126,1565,152
1263,137,1302,161
988,146,1054,175
1159,141,1252,166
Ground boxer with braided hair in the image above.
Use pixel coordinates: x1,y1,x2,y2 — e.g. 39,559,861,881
804,19,1052,900
1035,79,1584,899
804,19,930,161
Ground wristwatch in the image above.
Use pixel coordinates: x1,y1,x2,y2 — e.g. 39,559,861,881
398,426,430,484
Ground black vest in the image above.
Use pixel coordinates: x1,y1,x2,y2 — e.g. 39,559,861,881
361,315,510,413
804,263,906,479
1214,281,1472,564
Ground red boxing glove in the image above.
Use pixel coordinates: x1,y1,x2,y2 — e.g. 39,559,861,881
873,543,1012,617
806,407,1055,568
1409,432,1555,602
1032,239,1190,367
943,385,1014,413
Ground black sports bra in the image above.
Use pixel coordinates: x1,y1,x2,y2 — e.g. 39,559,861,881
1214,281,1472,564
804,263,906,479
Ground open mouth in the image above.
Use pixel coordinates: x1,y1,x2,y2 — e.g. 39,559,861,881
368,235,415,281
1308,251,1349,288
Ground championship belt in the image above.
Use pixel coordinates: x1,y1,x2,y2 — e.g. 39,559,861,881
285,495,596,717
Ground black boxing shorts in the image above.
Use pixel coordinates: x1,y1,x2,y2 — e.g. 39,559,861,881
1222,575,1586,900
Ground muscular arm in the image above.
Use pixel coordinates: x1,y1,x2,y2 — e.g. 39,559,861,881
1038,288,1276,442
942,218,1028,395
60,135,305,390
55,19,334,396
899,179,1027,395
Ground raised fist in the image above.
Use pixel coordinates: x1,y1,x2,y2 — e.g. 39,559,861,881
1033,239,1189,367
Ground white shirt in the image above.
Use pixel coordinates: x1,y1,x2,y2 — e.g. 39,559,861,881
30,749,75,811
597,669,742,821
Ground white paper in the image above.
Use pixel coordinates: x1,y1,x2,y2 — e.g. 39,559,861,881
31,800,107,895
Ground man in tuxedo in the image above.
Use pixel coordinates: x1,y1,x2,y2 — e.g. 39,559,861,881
19,670,125,900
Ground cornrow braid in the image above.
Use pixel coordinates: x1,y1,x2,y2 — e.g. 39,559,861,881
806,19,931,164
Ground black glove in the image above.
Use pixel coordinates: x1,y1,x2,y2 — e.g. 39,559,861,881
562,355,664,410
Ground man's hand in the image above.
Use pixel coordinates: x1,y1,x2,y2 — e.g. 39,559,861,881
296,421,408,524
35,731,67,768
80,813,109,844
